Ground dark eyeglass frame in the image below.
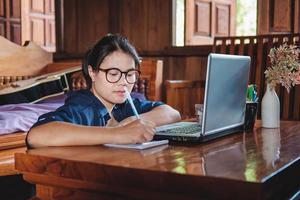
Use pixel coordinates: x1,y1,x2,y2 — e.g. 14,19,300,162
98,67,141,84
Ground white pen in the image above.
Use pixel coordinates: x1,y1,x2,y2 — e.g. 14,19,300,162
125,88,140,119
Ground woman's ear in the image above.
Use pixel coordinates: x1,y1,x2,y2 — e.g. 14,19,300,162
88,65,96,82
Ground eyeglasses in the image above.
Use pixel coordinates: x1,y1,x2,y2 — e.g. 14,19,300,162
98,68,140,84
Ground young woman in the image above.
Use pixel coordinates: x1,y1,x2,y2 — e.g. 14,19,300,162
26,34,181,148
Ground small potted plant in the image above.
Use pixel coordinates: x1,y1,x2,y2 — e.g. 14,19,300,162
262,43,300,128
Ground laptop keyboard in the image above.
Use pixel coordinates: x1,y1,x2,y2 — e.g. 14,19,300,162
156,123,202,135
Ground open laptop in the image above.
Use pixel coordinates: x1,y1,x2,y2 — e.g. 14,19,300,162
154,53,251,142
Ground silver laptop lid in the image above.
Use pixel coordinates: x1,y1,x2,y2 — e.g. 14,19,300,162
202,53,250,136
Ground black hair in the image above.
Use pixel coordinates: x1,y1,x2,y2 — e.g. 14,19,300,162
82,33,141,89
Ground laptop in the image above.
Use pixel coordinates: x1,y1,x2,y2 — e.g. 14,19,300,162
154,53,251,142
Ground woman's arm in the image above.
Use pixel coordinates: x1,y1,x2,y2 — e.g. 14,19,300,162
120,105,181,127
139,104,181,126
27,120,155,148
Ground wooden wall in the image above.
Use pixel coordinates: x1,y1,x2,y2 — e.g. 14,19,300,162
21,0,56,52
55,0,210,101
0,0,21,45
55,0,300,102
185,0,236,45
257,0,300,34
56,0,171,54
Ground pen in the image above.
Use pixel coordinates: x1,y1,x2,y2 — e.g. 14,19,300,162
125,88,140,119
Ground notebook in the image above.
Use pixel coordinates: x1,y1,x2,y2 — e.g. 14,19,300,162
154,53,251,142
104,140,169,150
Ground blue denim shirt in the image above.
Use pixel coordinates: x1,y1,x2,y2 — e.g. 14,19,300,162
31,90,164,128
26,90,163,148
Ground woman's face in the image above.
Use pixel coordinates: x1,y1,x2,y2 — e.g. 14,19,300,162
88,50,137,109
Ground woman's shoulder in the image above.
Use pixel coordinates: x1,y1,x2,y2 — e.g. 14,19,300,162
62,90,101,111
66,90,95,103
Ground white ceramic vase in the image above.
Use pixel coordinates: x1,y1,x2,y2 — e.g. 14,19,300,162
261,84,280,128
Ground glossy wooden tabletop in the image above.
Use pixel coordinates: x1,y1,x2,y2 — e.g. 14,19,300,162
16,121,300,183
14,120,300,199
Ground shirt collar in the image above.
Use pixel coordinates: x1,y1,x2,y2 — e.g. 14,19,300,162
84,89,130,119
83,90,110,117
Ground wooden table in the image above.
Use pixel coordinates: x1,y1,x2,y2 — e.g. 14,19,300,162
15,121,300,200
0,132,26,176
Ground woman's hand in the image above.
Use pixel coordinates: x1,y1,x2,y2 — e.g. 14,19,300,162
113,119,155,144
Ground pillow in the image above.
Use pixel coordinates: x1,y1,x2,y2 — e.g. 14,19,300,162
0,92,146,135
0,95,67,135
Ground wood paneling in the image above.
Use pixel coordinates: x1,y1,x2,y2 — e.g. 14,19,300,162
147,55,207,101
58,0,170,54
195,1,211,36
0,0,21,44
53,0,300,117
258,0,300,34
163,56,207,81
31,18,44,45
9,22,20,44
138,59,163,101
215,4,230,35
31,0,44,13
271,0,291,32
59,0,110,54
296,0,300,32
0,23,4,36
10,0,20,18
46,19,55,47
119,0,148,49
146,0,170,51
166,80,205,119
0,0,4,16
55,1,215,103
185,0,213,45
21,0,55,52
0,1,5,37
185,0,235,45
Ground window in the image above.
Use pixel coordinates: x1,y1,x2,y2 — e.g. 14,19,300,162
236,0,257,36
173,0,257,46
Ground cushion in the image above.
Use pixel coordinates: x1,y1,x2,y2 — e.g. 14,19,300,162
0,92,146,135
0,94,67,135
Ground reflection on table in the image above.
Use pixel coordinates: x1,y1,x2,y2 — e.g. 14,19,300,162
15,121,300,200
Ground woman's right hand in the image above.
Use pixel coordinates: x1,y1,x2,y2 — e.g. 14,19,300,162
113,119,155,144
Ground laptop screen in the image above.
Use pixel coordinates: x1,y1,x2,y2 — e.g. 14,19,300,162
202,54,251,135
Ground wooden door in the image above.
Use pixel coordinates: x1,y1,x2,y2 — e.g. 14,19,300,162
185,0,236,45
21,0,56,52
0,0,21,44
257,0,300,34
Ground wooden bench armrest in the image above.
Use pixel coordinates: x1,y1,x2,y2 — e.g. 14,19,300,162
165,80,205,119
